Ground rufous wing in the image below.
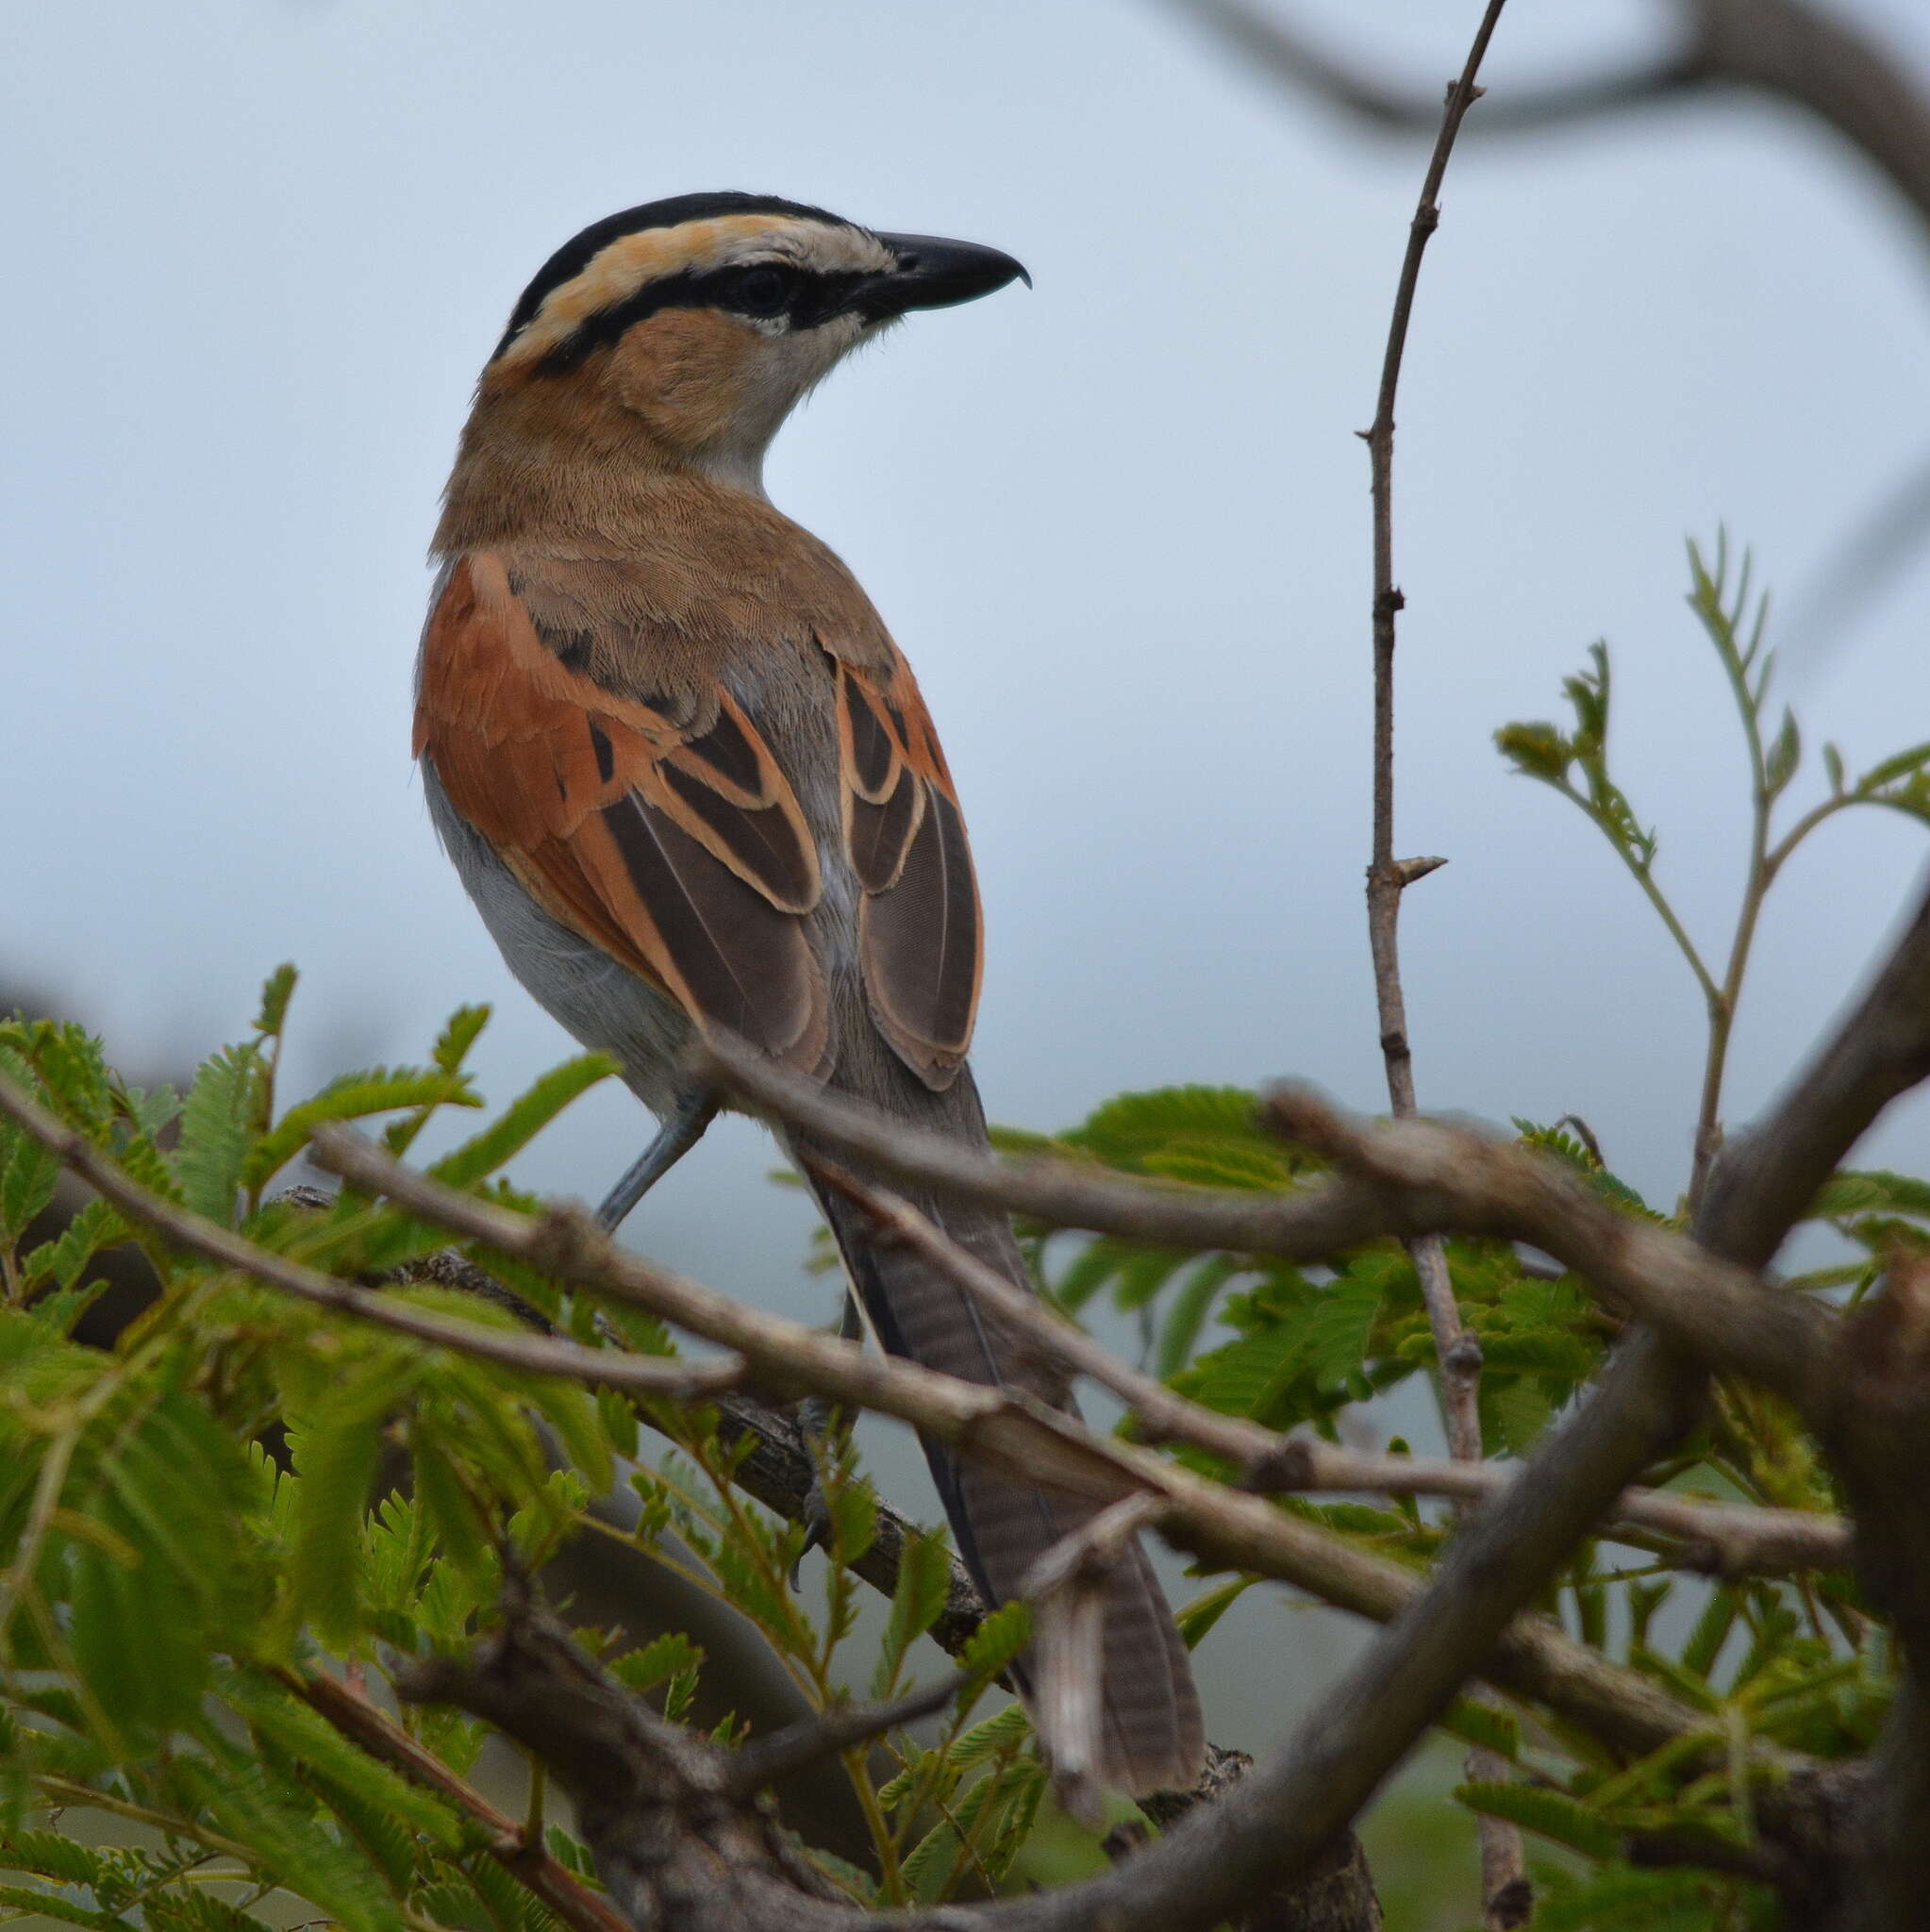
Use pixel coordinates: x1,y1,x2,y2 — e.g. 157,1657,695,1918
834,657,983,1090
416,554,829,1072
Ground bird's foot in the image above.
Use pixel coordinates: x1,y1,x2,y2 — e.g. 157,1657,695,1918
595,1087,720,1232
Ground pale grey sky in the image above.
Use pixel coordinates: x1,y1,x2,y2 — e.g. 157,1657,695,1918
7,0,1930,1758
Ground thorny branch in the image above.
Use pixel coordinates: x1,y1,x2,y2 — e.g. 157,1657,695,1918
720,1672,976,1804
1352,7,1517,1907
699,1044,1837,1407
1165,0,1930,663
824,1162,1848,1574
9,914,1924,1928
1021,864,1930,1932
0,1050,1763,1771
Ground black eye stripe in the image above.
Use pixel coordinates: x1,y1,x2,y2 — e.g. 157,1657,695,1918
789,270,873,328
496,192,857,355
509,263,879,372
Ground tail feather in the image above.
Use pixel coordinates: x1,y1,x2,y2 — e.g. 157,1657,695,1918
802,1153,1205,1798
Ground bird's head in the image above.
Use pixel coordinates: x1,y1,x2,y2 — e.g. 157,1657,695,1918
473,192,1026,494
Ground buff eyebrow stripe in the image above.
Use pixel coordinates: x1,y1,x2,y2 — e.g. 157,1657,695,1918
500,263,883,370
493,190,861,359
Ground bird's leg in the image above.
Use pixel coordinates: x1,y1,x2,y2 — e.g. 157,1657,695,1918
594,1087,720,1232
790,1291,866,1585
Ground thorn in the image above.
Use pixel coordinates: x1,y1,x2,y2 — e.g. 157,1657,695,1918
1395,855,1448,888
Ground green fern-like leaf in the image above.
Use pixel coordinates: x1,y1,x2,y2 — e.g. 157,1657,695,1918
0,1882,130,1931
1439,1697,1522,1759
1067,1084,1253,1153
252,965,299,1041
35,1199,126,1294
22,1026,113,1132
0,1130,60,1242
1530,1864,1733,1931
958,1602,1030,1685
1173,1574,1251,1650
146,1893,284,1932
1680,1585,1744,1683
1810,1169,1930,1222
873,1529,953,1696
222,1669,462,1849
388,1006,492,1154
171,1751,404,1932
242,1068,481,1193
467,1844,562,1932
1107,1245,1191,1313
427,1054,615,1189
1495,720,1574,783
609,1631,705,1693
1301,1276,1384,1393
1455,1779,1621,1859
0,1830,106,1886
1156,1254,1242,1379
175,1045,264,1225
1045,1236,1137,1314
302,1768,424,1894
904,1757,1028,1905
1179,1321,1305,1421
284,1402,389,1652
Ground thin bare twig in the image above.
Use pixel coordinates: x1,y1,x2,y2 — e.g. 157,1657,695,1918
1011,867,1930,1932
720,1671,973,1803
308,1125,1729,1763
1361,0,1506,1128
0,1049,1866,1914
826,1165,1848,1573
297,1672,637,1932
0,1069,742,1402
704,1041,1845,1407
1358,14,1514,1901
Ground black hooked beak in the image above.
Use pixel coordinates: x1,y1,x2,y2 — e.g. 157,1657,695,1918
859,232,1030,320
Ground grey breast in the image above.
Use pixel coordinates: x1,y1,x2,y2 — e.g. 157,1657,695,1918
421,760,697,1118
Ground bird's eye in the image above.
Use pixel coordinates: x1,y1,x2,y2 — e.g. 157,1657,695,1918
729,266,792,319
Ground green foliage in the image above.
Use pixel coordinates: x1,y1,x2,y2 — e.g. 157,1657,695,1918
875,1529,956,1697
0,965,1083,1920
0,541,1925,1930
0,976,732,1929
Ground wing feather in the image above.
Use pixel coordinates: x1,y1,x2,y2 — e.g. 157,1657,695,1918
833,658,983,1088
416,555,827,1069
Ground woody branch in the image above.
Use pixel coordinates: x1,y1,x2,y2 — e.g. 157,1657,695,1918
9,857,1930,1926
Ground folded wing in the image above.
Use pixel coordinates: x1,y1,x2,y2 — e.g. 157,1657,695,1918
833,658,983,1090
416,554,828,1072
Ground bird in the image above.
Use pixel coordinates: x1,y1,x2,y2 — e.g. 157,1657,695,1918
413,192,1204,1798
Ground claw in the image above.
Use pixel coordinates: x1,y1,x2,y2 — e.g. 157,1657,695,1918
790,1394,845,1586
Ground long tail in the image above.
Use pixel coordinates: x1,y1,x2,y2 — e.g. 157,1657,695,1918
797,1123,1204,1799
